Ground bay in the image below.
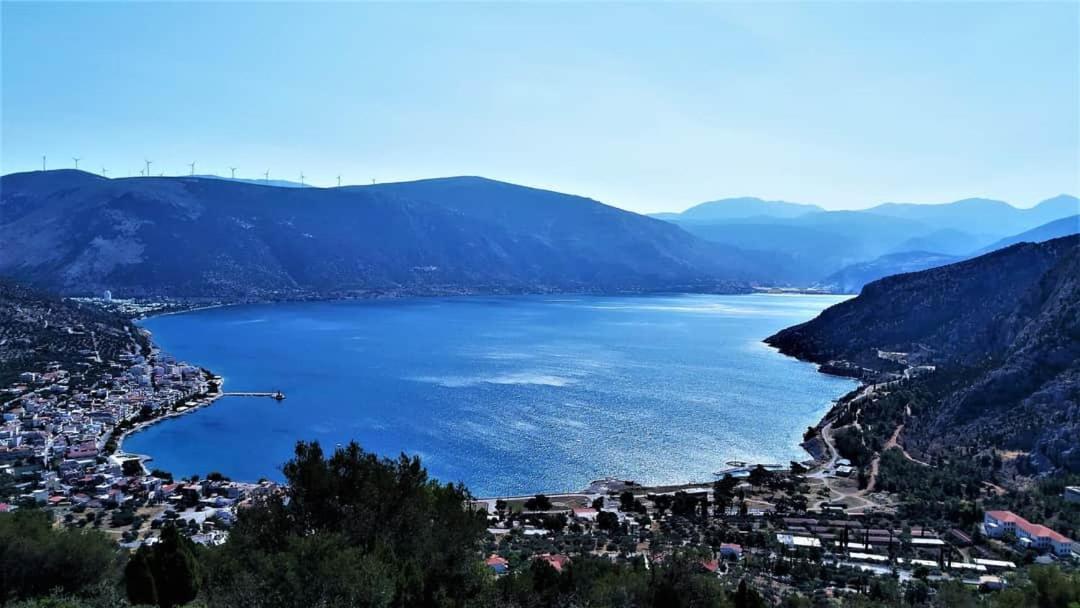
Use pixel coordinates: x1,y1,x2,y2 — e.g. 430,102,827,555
125,293,857,496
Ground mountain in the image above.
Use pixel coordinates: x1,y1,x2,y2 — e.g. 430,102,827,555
767,235,1080,472
821,216,1080,293
654,195,1078,287
665,211,937,282
866,195,1079,234
817,251,961,294
973,215,1079,256
651,197,824,222
0,170,759,298
888,228,998,256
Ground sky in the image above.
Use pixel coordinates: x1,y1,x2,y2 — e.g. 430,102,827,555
2,2,1077,213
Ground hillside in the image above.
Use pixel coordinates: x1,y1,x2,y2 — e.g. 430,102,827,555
0,171,759,298
766,235,1080,473
0,279,148,393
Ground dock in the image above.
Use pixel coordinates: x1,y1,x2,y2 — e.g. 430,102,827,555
222,391,286,401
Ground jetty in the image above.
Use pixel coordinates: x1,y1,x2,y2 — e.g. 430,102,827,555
222,391,286,401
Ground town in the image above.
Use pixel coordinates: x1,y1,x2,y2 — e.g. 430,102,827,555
0,290,278,550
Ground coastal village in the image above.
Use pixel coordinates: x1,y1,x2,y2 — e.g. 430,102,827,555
0,293,277,549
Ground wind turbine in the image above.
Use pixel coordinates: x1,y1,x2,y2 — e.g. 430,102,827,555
188,161,196,176
337,175,341,187
263,169,270,183
101,167,108,177
230,167,237,179
72,157,81,170
144,159,152,176
299,172,305,186
42,156,46,171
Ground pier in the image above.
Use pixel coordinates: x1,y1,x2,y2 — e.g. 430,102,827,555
222,391,286,401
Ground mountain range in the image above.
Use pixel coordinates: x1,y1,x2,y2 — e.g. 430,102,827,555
0,170,761,298
767,235,1080,473
653,195,1078,290
1,170,1076,299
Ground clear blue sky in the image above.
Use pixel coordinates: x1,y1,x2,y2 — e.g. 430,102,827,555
2,2,1076,212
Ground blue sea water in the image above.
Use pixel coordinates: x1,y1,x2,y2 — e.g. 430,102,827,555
125,293,857,496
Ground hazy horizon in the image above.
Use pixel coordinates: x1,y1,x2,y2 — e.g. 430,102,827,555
2,2,1077,213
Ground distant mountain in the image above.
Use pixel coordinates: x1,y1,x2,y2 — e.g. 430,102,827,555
666,211,936,282
817,251,961,294
888,228,998,256
0,170,759,298
653,197,824,222
866,195,1079,234
653,195,1078,286
821,216,1080,293
767,235,1080,472
973,215,1079,256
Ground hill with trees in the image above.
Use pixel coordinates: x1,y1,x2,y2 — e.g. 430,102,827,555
767,235,1080,475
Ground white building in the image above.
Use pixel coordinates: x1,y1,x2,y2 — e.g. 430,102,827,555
984,510,1077,557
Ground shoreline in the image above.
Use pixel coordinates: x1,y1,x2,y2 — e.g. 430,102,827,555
112,371,225,470
124,284,804,323
123,291,851,493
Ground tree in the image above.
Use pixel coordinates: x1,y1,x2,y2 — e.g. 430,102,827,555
597,511,619,532
122,459,143,476
525,494,552,511
125,548,158,606
713,475,738,516
0,510,117,602
748,465,770,489
124,523,202,608
733,578,765,608
203,441,488,608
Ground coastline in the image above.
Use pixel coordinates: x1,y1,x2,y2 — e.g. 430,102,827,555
111,371,224,471
123,291,852,493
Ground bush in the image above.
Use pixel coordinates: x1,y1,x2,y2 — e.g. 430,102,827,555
0,510,118,602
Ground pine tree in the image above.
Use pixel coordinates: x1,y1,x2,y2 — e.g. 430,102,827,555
125,548,159,606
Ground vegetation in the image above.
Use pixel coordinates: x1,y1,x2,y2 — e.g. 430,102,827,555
0,510,119,603
124,524,203,608
4,441,1080,608
491,553,743,608
201,441,489,607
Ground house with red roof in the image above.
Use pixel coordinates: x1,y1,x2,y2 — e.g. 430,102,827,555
571,507,598,521
984,510,1077,557
537,553,571,573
